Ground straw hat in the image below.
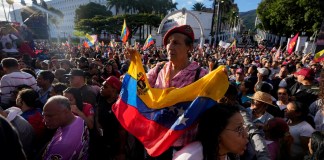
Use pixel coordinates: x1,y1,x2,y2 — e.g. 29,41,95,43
248,91,274,106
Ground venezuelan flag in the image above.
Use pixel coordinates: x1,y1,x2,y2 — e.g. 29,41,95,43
313,49,324,62
112,50,229,157
84,33,97,47
142,35,154,50
121,19,130,43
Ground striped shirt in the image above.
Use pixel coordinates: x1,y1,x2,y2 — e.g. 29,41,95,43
0,71,38,105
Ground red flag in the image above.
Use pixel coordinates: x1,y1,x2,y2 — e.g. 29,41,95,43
287,33,299,54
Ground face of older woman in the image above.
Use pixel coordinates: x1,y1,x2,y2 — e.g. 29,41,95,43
166,33,192,63
219,112,248,155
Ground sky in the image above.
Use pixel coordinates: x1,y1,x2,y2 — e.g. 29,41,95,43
0,0,261,21
174,0,262,12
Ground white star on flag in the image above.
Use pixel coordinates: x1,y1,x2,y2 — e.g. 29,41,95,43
177,114,189,126
177,107,185,116
168,106,176,113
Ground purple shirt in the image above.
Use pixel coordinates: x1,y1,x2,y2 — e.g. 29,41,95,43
147,61,208,147
43,116,89,160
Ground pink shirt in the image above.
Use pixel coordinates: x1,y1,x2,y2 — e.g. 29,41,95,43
147,61,208,147
147,61,208,88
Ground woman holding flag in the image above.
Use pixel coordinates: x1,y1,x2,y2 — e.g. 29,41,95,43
128,24,209,159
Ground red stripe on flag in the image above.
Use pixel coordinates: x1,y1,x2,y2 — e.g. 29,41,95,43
112,98,185,157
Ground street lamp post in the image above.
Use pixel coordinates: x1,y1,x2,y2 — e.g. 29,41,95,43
210,0,216,46
1,0,8,21
215,0,223,47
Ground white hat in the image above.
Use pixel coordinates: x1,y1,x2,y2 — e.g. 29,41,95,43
257,68,269,76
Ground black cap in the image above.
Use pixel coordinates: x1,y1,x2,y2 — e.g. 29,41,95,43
230,64,238,69
64,69,85,77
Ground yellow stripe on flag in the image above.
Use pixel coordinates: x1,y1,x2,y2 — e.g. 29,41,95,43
127,51,229,109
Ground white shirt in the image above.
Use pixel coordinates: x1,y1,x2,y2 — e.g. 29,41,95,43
173,141,203,160
289,121,314,159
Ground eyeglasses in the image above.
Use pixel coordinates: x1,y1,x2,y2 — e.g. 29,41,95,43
225,124,247,137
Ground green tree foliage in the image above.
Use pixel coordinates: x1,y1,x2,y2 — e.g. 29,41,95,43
107,0,177,16
257,0,324,36
76,0,176,40
210,0,238,35
240,10,257,31
75,14,162,36
192,2,206,11
75,2,112,22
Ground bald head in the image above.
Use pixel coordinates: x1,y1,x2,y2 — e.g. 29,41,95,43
45,95,71,110
43,95,73,129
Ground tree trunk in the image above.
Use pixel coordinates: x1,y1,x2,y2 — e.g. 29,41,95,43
139,25,141,41
150,25,152,34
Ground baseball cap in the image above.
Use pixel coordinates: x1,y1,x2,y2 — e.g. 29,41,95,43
163,25,194,46
105,76,122,91
294,68,314,79
257,68,269,76
236,68,243,74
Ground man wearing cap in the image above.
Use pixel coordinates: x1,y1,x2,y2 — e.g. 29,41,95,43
234,68,245,85
143,25,208,159
65,69,97,105
289,68,318,107
257,67,272,84
90,76,129,159
248,91,274,132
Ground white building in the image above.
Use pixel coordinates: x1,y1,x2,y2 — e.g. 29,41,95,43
47,0,111,38
159,10,213,44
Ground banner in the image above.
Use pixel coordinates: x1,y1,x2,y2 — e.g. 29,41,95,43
218,40,231,49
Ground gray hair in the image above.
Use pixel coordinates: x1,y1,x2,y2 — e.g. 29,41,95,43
46,95,71,110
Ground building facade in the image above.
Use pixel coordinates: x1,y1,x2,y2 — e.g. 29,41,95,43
47,0,111,38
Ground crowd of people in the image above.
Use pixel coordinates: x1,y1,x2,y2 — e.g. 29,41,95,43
0,23,324,160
